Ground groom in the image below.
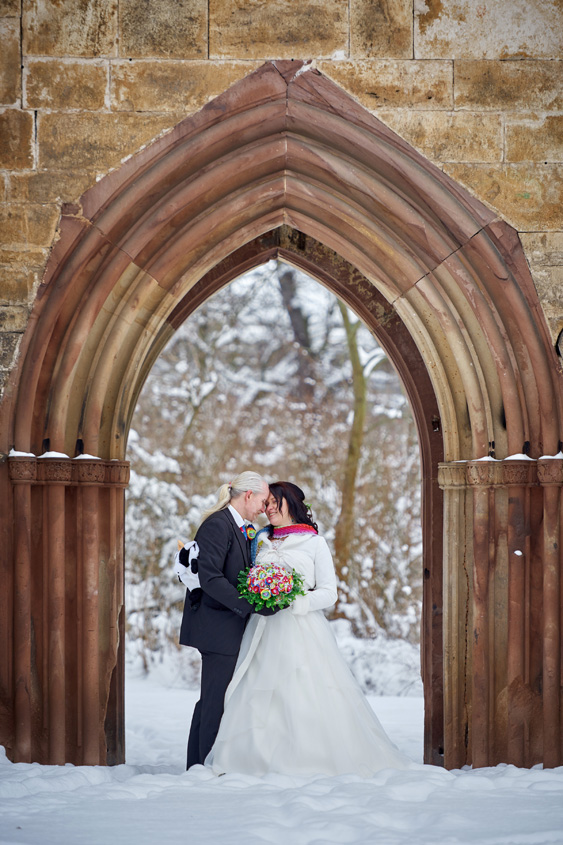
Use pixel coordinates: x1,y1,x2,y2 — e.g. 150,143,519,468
179,471,272,768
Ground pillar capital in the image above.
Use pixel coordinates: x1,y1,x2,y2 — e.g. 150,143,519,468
438,461,467,489
7,456,130,487
501,458,537,486
8,455,37,483
537,458,563,486
466,459,503,487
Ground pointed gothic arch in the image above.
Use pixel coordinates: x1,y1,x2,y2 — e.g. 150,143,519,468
1,61,561,769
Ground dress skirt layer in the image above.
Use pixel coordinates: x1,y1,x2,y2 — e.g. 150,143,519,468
206,608,412,777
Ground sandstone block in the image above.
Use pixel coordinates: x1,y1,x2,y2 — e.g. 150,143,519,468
0,204,60,248
527,264,563,345
0,305,29,332
377,111,502,162
0,110,33,169
506,117,563,164
8,170,97,204
317,60,452,110
25,60,107,110
351,0,413,58
0,267,37,304
0,331,21,369
120,0,207,58
443,164,563,231
0,247,48,304
37,112,180,170
111,60,258,112
0,0,20,15
454,60,563,112
0,18,20,104
23,0,117,58
415,0,563,59
520,233,563,267
209,0,348,60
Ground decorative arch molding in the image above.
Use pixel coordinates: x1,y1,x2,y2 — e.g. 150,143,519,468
0,61,561,769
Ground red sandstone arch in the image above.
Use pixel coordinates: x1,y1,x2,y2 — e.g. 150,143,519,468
1,61,562,769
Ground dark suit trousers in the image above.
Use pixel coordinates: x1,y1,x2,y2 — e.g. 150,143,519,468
187,650,239,769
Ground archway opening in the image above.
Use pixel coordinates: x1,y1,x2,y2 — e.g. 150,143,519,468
125,258,424,713
122,231,444,767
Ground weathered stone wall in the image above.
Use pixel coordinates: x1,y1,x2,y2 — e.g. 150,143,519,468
1,0,562,396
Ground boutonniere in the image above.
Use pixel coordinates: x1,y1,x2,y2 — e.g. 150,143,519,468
246,525,257,540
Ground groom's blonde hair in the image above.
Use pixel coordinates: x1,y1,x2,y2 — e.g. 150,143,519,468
199,470,268,524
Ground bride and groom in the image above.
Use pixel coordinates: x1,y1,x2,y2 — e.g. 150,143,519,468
179,470,410,777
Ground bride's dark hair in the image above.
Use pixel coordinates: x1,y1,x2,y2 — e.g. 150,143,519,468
267,481,318,535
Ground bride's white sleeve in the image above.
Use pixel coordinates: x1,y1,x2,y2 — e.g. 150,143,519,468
292,536,338,614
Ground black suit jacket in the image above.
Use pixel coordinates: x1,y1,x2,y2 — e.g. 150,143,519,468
179,508,254,655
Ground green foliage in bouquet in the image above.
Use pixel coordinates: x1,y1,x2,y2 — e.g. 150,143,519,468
237,562,306,611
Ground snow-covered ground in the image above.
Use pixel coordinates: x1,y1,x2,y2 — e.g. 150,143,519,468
1,671,563,845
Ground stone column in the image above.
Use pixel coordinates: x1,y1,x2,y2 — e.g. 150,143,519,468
502,458,537,767
537,458,563,768
466,459,504,768
8,456,37,763
37,457,73,764
6,455,129,765
441,455,558,768
438,461,470,769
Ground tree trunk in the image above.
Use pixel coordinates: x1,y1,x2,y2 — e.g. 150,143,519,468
278,268,316,401
333,302,367,589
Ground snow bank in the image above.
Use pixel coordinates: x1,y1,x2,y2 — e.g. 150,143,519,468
1,676,562,845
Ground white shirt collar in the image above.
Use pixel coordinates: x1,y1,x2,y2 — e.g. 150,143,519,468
228,503,245,528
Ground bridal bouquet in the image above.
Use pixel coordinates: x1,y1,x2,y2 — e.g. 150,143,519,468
237,561,306,611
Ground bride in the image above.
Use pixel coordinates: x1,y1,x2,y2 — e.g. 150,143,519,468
206,481,412,777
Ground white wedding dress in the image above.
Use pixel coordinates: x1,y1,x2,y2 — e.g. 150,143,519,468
206,532,412,777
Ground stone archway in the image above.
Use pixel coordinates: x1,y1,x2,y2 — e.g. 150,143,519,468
1,61,561,769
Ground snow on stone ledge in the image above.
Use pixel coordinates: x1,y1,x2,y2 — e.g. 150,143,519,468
8,449,35,457
504,453,535,461
74,454,101,460
37,451,70,459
